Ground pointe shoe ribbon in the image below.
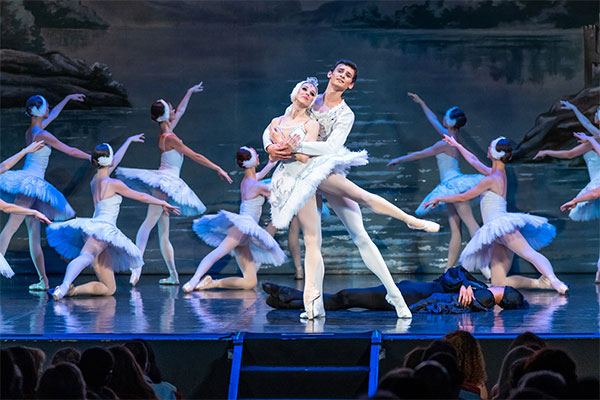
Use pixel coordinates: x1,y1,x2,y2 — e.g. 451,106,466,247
300,289,325,320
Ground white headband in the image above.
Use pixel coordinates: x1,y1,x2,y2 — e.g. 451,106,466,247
240,146,258,168
156,99,170,122
444,107,458,128
490,137,507,160
290,77,319,105
97,143,114,167
28,96,48,117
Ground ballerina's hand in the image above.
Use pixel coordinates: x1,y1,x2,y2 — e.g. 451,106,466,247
458,285,475,307
162,203,181,216
34,211,52,225
269,123,285,145
189,82,204,93
66,94,86,102
560,200,576,212
559,100,575,110
25,141,45,154
217,168,233,183
574,131,591,143
130,133,145,143
533,150,547,160
285,133,302,151
386,158,400,168
422,199,440,209
407,92,423,104
443,134,459,147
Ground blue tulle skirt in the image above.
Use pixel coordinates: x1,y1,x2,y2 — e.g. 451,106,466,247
416,173,484,216
569,178,600,221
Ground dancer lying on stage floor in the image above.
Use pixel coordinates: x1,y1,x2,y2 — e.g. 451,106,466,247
387,93,486,276
0,142,52,278
263,266,527,313
0,94,90,291
423,136,568,294
117,82,233,286
182,147,286,292
47,136,179,300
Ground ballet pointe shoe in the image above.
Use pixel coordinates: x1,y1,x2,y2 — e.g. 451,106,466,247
538,276,569,295
182,281,196,293
300,290,325,320
48,284,74,301
386,294,412,319
130,268,141,286
194,275,214,290
159,275,179,285
406,217,440,233
29,280,49,291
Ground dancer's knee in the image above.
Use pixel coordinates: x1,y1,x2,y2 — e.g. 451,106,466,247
241,275,258,289
350,231,371,248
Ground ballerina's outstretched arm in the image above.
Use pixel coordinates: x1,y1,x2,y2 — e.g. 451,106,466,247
533,142,590,160
0,200,51,225
387,140,448,167
256,160,277,181
560,101,600,136
171,82,203,129
41,94,86,129
573,132,600,157
408,92,448,137
444,134,492,175
35,130,90,160
422,176,496,209
110,180,180,215
560,187,600,212
0,141,45,174
108,134,145,175
165,135,233,183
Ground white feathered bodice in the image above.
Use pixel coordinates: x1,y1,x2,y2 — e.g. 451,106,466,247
92,194,122,224
436,152,461,182
159,150,183,176
22,145,51,178
584,150,600,180
239,196,265,223
307,101,352,144
480,191,507,223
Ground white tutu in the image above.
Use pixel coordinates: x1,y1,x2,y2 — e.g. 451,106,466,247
116,168,206,216
46,195,143,272
193,196,286,266
0,253,14,278
416,173,484,215
269,148,368,229
460,191,555,271
570,151,600,221
0,171,75,221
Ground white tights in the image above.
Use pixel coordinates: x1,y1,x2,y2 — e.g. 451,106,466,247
135,203,177,281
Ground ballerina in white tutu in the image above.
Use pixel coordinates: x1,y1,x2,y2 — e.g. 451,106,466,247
182,147,285,292
0,142,53,278
116,82,233,286
535,103,600,283
387,94,484,273
0,94,90,291
423,135,568,294
47,136,180,300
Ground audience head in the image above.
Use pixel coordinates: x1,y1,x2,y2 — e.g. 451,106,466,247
524,348,577,386
51,347,81,365
414,360,452,399
79,347,114,387
518,370,566,399
378,368,423,398
445,330,486,386
421,339,457,361
8,346,39,397
509,332,546,351
107,346,157,399
508,387,556,399
37,362,86,399
1,349,23,400
124,341,149,375
402,346,425,369
427,352,462,398
133,339,164,384
496,345,535,400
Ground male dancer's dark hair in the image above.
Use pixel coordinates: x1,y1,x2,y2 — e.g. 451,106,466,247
330,59,358,83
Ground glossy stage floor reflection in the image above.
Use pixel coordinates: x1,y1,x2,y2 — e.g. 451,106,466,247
1,274,598,337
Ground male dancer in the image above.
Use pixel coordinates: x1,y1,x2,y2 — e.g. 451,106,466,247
264,60,438,319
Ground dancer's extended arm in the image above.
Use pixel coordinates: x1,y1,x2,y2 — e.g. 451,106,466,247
111,180,181,215
387,140,447,167
0,141,45,174
444,134,491,175
0,200,51,224
35,131,90,160
171,82,203,129
408,92,447,137
560,188,600,212
256,160,277,181
165,135,233,183
423,176,495,209
561,101,600,136
108,134,145,174
533,143,589,160
42,94,85,129
573,132,600,156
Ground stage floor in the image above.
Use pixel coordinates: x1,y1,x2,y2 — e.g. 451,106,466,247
1,274,598,338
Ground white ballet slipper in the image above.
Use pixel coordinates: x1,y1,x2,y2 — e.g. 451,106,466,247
130,267,141,286
159,276,179,285
29,280,49,291
300,290,325,320
407,217,440,233
386,294,412,319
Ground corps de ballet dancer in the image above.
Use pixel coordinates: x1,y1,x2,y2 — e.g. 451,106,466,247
387,94,486,276
182,147,286,292
0,94,90,291
535,103,600,283
0,142,53,278
47,136,180,300
423,136,569,294
116,83,233,286
265,63,439,319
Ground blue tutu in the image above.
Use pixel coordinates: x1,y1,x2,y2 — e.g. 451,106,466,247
416,173,484,216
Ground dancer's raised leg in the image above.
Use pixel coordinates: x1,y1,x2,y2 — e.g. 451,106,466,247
318,174,439,232
296,196,325,319
326,193,411,318
52,238,106,299
157,210,178,285
198,245,258,290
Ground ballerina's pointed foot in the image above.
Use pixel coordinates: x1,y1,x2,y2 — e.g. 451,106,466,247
386,295,412,319
300,290,325,320
159,276,179,285
48,284,74,301
539,276,569,295
182,281,196,293
29,280,49,291
130,268,141,286
194,275,214,290
407,218,440,233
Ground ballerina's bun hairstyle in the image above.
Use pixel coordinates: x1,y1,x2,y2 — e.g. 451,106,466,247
150,100,170,122
236,146,257,168
25,95,48,117
330,59,358,83
490,137,513,163
444,107,467,129
91,143,114,169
